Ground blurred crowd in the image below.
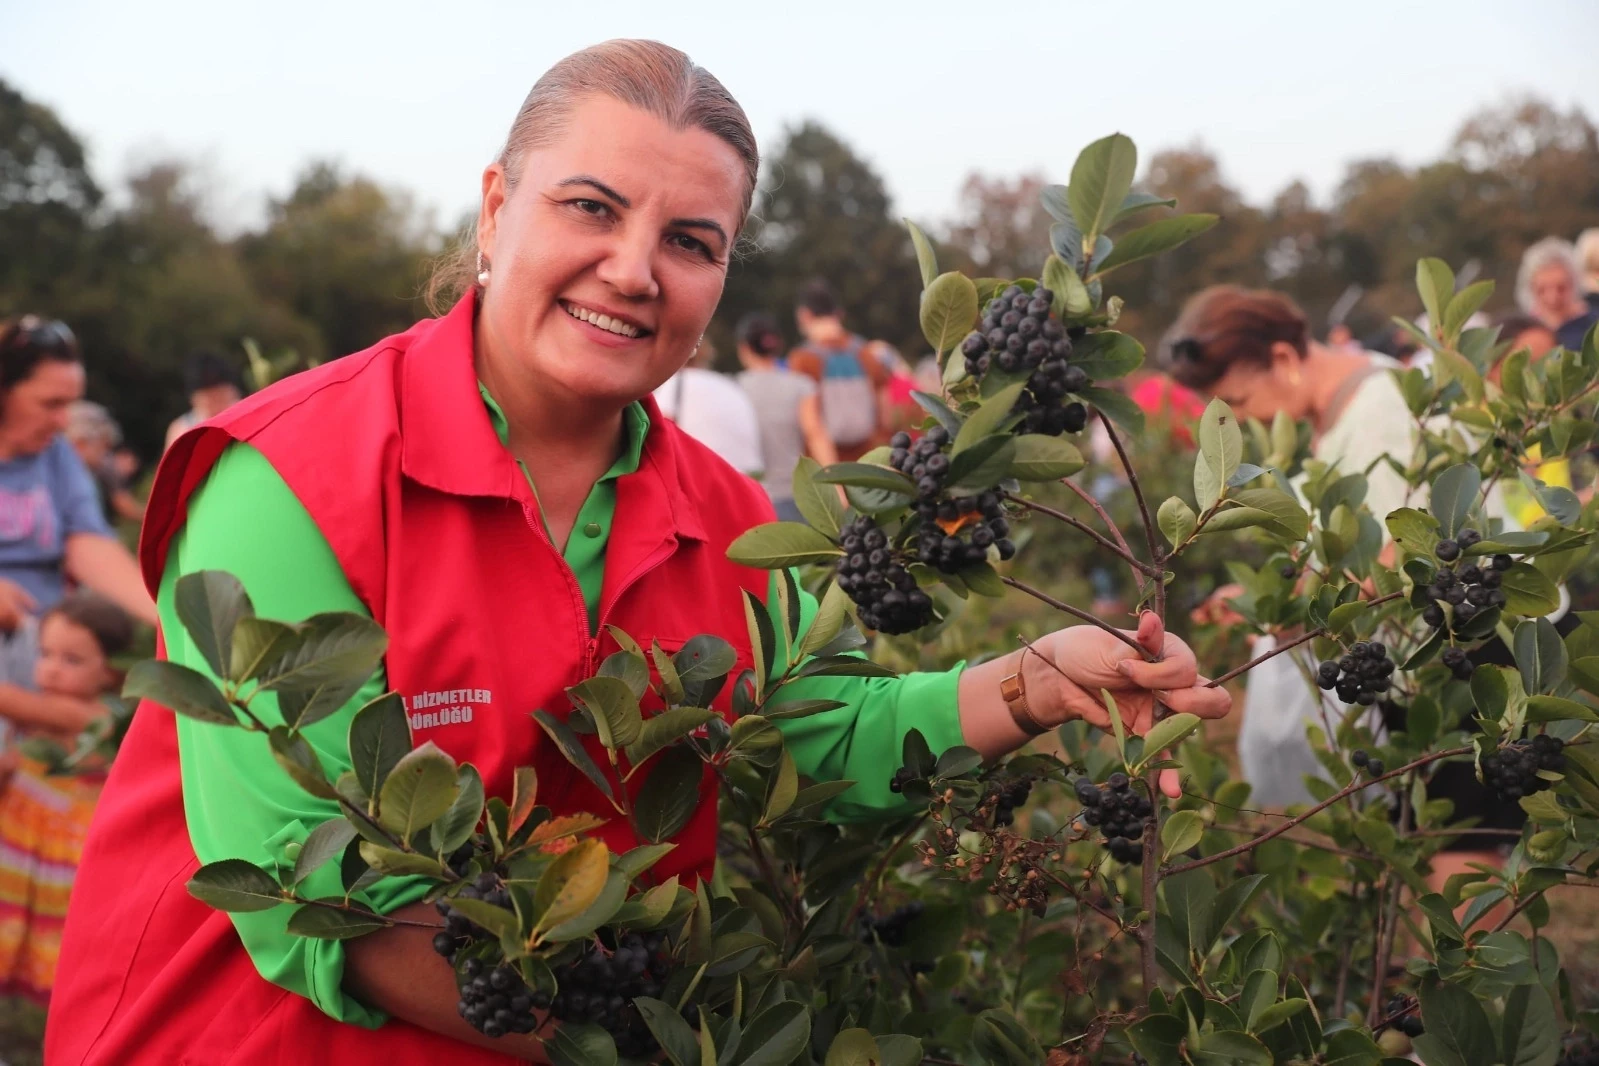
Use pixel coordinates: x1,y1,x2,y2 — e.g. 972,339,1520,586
0,222,1592,1017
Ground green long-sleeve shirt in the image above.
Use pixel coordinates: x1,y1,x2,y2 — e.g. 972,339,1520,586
160,393,965,1028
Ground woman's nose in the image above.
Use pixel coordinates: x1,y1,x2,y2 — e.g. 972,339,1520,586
595,229,659,300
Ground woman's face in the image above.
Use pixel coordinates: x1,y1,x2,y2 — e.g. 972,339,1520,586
34,615,113,701
476,95,748,410
1530,263,1577,324
1,360,85,456
1203,344,1309,426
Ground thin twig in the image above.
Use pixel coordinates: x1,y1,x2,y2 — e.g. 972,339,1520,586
1097,412,1165,619
1164,746,1474,875
1039,869,1125,930
1206,823,1374,862
1005,493,1162,576
1490,891,1541,934
295,895,444,930
1332,902,1356,1019
1203,590,1406,689
849,818,928,926
1368,875,1403,1027
1001,577,1147,656
1061,477,1138,562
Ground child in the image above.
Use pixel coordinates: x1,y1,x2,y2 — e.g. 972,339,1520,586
0,592,132,1003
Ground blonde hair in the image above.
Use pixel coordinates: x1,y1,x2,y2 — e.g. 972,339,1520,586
1515,236,1580,315
426,40,758,313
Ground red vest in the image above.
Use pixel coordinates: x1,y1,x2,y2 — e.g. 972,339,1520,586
48,295,771,1065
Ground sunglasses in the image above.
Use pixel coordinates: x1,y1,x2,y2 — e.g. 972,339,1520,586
2,316,78,355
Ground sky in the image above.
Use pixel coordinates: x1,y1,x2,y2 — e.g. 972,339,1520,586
4,0,1598,234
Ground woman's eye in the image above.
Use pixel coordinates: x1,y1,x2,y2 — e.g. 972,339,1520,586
572,199,611,218
669,233,712,258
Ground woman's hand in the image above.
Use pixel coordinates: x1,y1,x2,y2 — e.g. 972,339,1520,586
1023,613,1232,797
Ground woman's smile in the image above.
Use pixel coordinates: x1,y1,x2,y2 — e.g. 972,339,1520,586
558,299,651,343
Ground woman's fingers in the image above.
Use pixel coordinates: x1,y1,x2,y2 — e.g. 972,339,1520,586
1157,683,1234,720
1158,767,1182,799
1117,651,1199,691
1134,611,1164,656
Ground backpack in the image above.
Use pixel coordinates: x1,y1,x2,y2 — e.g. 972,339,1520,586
807,338,880,448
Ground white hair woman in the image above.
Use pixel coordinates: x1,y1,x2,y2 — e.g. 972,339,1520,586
1516,236,1598,351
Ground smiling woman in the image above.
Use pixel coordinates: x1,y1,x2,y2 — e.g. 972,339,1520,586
49,39,1227,1066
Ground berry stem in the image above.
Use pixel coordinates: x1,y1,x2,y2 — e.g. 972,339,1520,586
1096,412,1166,619
1002,493,1162,577
1059,477,1141,565
999,578,1148,657
1202,590,1406,689
1164,745,1474,875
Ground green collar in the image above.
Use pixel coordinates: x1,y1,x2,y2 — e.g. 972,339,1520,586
477,382,650,482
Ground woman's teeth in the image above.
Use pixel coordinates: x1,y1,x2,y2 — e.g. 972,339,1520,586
564,303,641,339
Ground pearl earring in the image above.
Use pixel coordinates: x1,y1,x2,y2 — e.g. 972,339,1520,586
476,251,490,286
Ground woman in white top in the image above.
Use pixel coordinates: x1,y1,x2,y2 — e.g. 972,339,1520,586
1160,285,1416,807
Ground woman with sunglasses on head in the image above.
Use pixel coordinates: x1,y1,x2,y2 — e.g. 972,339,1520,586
51,41,1229,1065
0,318,154,749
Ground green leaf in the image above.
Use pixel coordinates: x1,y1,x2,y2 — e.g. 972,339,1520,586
1322,1028,1383,1066
597,648,650,702
348,692,411,803
762,748,799,824
1127,1014,1185,1066
1191,1030,1271,1066
904,219,939,290
933,745,983,779
1519,790,1566,825
800,583,849,658
1387,507,1441,557
268,727,339,800
1502,984,1560,1066
1093,214,1218,276
1415,980,1496,1066
1068,133,1138,242
791,457,845,539
532,709,615,805
1327,600,1368,636
1043,254,1089,317
946,436,1015,491
762,698,846,722
1470,665,1511,719
973,1008,1043,1066
1139,713,1203,767
953,381,1026,456
790,655,897,681
1158,496,1198,547
627,707,716,767
1416,258,1456,331
919,271,979,356
293,818,358,884
909,390,964,439
632,745,704,843
1082,386,1144,434
1070,331,1146,380
737,1001,810,1066
377,741,459,839
813,461,917,493
1007,434,1084,480
1251,998,1307,1035
569,675,644,750
1515,617,1568,695
1160,810,1204,861
1526,695,1599,723
123,660,236,726
449,896,521,940
1443,280,1495,341
875,1036,921,1066
742,589,773,697
636,997,701,1066
430,764,485,856
1194,398,1242,510
174,570,254,680
1112,190,1178,226
531,837,610,940
256,613,388,703
726,522,843,569
902,728,936,778
547,1022,618,1066
1206,874,1267,951
1201,506,1277,534
228,616,297,686
187,858,284,912
824,1029,881,1066
1500,563,1561,618
1228,488,1310,544
285,900,387,939
1430,463,1481,540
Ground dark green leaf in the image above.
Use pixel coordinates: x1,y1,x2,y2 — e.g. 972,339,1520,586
726,522,842,569
902,728,936,778
791,457,845,539
257,613,388,703
946,436,1015,491
1202,506,1277,534
1067,133,1138,241
1206,873,1266,953
1082,386,1145,434
637,997,701,1066
1321,1028,1382,1066
1416,981,1496,1066
293,818,358,884
919,271,979,355
737,1001,810,1066
1070,331,1146,379
1127,1014,1185,1066
1043,253,1088,317
933,745,982,779
174,570,253,680
269,726,338,800
790,656,897,681
1006,434,1084,480
1515,617,1568,695
123,660,236,726
1526,695,1599,723
1470,666,1511,719
909,390,964,439
824,1029,881,1066
973,1008,1042,1066
675,635,738,686
228,617,298,686
547,1022,618,1066
1430,463,1481,540
430,764,484,855
1191,1030,1271,1066
742,590,773,696
532,709,615,804
1502,983,1560,1066
1500,564,1561,617
760,699,846,721
1387,507,1441,557
285,900,387,939
1093,214,1218,276
632,746,704,844
449,896,521,940
1160,810,1204,862
187,858,284,912
1112,191,1178,225
377,741,459,839
627,707,716,766
348,692,411,802
569,675,644,750
597,648,650,702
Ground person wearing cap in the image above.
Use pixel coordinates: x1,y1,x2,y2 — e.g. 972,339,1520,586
735,311,837,521
51,41,1229,1065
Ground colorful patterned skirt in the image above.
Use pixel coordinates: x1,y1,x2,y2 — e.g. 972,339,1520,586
0,761,103,1003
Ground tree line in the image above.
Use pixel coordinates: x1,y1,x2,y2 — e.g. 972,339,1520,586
4,77,1598,459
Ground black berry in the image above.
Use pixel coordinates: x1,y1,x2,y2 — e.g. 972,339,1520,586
834,515,934,634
